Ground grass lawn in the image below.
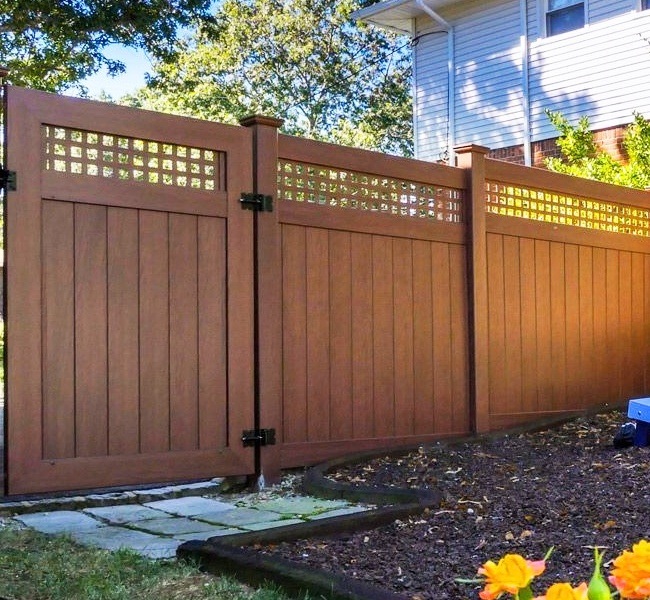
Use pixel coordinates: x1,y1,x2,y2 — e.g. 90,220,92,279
0,523,306,600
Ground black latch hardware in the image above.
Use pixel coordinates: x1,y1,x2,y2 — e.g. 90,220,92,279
242,428,276,447
240,193,273,212
0,169,16,191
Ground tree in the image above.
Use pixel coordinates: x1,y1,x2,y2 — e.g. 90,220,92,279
0,0,212,92
125,0,413,156
545,110,650,189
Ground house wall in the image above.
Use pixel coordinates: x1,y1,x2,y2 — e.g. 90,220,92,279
413,0,650,163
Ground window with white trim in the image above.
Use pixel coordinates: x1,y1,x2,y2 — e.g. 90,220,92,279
546,0,585,36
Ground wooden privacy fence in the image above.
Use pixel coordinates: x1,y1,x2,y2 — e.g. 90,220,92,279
5,86,650,495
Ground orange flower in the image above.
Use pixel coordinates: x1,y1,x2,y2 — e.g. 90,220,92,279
533,582,588,600
608,539,650,599
478,554,546,599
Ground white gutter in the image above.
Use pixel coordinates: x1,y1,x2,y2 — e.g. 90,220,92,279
520,0,531,166
415,0,455,163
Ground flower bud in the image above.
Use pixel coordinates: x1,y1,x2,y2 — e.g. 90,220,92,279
587,548,611,600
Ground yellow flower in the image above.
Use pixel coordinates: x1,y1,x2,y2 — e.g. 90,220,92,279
608,540,650,599
478,554,546,599
533,582,588,600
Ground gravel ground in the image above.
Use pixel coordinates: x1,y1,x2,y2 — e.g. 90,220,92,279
259,408,650,599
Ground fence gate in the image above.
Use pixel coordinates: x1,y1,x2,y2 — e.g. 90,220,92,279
5,86,256,494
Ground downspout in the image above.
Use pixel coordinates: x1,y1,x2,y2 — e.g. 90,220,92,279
415,0,455,163
411,17,419,159
520,0,532,166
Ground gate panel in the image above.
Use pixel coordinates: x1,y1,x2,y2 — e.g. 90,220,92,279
6,86,255,494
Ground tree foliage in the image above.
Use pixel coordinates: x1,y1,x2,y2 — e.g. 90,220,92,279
545,109,650,189
0,0,212,92
125,0,413,156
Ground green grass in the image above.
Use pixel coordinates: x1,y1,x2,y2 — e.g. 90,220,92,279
0,524,305,600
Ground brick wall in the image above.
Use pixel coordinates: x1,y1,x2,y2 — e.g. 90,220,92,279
486,124,630,167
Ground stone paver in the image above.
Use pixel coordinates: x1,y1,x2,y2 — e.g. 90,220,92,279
6,481,375,560
71,526,180,559
240,518,304,531
83,504,169,524
195,507,284,527
251,496,350,516
130,516,223,536
14,511,104,534
144,497,234,517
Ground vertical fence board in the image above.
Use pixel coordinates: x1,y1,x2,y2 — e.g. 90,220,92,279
139,211,170,453
450,244,470,432
393,239,415,436
305,228,330,442
107,208,140,456
631,253,646,395
432,242,453,433
519,237,538,413
197,217,228,450
74,204,108,457
350,234,375,439
329,231,353,440
606,249,621,403
282,225,308,443
619,252,634,401
42,201,75,459
169,214,199,452
592,248,609,405
549,243,567,410
503,235,522,414
578,246,595,409
372,236,395,437
487,234,506,414
412,240,435,435
564,244,580,408
535,240,553,409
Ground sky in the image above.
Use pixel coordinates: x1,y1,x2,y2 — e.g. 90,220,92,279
69,44,155,100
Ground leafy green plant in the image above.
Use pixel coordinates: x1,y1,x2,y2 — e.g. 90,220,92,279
545,109,650,189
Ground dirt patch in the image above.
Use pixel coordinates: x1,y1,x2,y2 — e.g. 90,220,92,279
257,409,650,599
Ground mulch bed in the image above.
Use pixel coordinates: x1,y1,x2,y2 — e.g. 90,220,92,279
256,408,650,599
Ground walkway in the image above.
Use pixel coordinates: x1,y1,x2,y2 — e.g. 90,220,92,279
3,480,371,559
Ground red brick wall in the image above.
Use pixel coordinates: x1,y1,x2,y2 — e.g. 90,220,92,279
486,124,630,168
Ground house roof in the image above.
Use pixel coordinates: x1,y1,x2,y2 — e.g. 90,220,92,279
352,0,461,35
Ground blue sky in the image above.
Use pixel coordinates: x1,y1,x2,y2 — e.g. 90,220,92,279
73,44,156,99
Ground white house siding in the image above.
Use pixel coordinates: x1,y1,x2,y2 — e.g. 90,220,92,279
414,28,451,161
528,7,650,142
413,0,525,161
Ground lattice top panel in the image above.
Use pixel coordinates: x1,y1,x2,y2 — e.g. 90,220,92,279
486,180,650,237
42,125,225,192
278,159,464,222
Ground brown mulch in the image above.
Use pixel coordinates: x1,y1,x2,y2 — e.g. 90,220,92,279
258,409,650,599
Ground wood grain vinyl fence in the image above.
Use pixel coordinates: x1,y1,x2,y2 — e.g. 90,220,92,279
6,88,650,494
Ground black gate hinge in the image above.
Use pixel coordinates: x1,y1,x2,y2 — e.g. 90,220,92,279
240,193,273,212
0,169,16,191
242,428,276,447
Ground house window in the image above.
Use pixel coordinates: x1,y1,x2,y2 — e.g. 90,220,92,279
546,0,585,36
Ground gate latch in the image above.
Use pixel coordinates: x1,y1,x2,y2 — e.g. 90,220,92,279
242,428,276,447
240,193,273,212
0,169,16,191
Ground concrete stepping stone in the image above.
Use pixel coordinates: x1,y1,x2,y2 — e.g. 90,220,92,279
308,505,370,520
241,518,304,531
173,528,242,542
71,526,180,559
83,504,169,524
195,507,283,527
129,516,223,536
252,496,350,516
14,511,104,534
144,497,234,517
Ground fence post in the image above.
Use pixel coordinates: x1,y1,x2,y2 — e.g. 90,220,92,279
455,144,490,434
239,115,283,486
